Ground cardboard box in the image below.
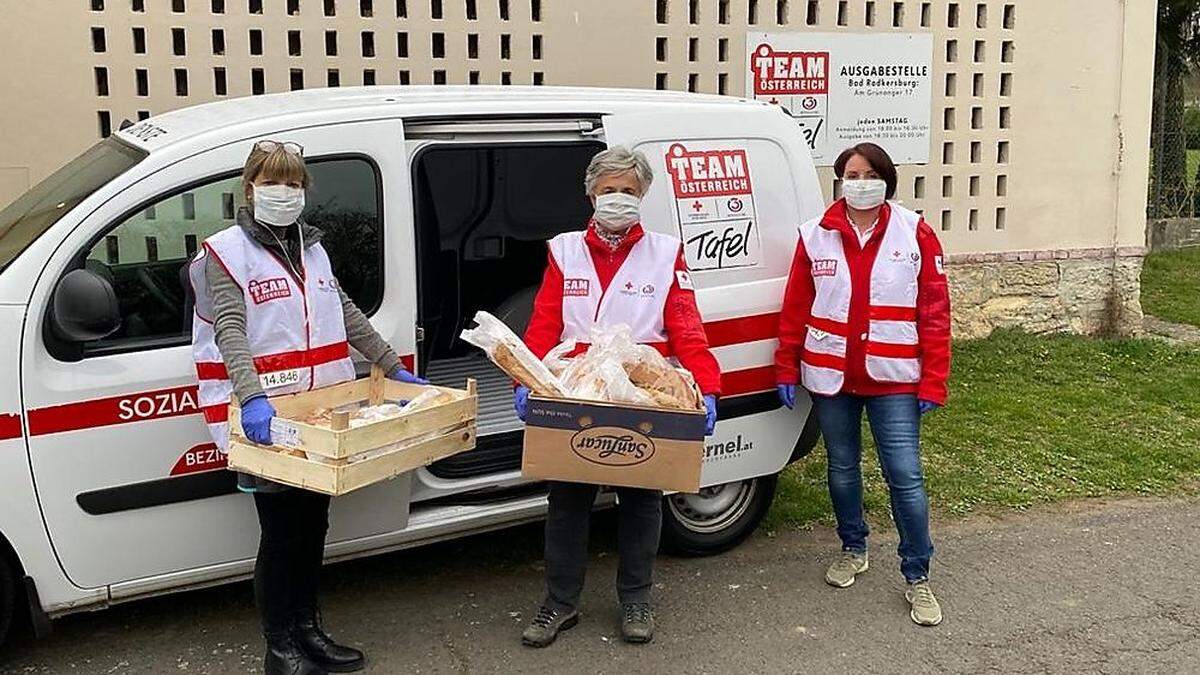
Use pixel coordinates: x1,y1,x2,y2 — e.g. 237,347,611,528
522,395,706,493
227,372,477,496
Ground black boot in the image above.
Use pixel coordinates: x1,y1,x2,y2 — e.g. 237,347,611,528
265,631,328,675
292,609,366,673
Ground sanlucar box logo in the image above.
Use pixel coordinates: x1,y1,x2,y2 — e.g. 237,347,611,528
570,427,656,466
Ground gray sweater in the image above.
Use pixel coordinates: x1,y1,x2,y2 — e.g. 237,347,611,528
206,209,401,492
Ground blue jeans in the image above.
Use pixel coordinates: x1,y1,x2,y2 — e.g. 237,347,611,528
811,393,933,582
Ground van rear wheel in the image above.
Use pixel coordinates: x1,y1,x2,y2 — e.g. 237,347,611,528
660,475,778,556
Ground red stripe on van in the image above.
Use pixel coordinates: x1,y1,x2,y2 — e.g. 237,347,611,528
720,366,776,397
0,414,22,440
27,385,202,436
27,353,418,436
703,313,780,348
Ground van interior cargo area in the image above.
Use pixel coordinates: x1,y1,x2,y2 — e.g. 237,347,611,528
414,141,605,478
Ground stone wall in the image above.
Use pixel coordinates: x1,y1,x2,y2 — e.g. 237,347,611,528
948,248,1145,339
1147,218,1200,251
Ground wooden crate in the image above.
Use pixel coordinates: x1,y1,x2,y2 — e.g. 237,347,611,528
227,368,477,495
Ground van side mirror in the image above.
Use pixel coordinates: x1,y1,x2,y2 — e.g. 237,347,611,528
50,268,121,343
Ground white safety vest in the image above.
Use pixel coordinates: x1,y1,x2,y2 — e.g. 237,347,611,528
548,229,679,352
799,202,922,396
189,226,356,449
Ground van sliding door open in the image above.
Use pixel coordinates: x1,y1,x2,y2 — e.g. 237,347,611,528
410,138,604,480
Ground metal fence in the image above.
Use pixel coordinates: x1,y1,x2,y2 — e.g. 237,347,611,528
1149,32,1200,219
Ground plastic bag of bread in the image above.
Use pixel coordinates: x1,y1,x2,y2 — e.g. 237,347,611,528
623,345,705,411
542,340,578,379
567,359,656,406
398,388,455,414
459,311,567,397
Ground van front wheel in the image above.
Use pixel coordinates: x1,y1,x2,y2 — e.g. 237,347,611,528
660,475,778,556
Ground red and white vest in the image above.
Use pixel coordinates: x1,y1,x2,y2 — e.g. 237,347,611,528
548,229,679,354
189,226,356,449
800,202,922,396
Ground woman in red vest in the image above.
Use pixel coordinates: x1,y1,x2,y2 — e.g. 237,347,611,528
774,142,951,626
515,146,721,648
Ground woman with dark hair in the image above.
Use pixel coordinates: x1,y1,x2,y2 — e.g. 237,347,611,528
774,142,951,626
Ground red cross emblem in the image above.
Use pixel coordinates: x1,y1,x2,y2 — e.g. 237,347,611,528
625,281,635,290
692,200,704,212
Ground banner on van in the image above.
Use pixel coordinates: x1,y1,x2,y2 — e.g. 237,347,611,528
746,32,933,165
664,143,763,272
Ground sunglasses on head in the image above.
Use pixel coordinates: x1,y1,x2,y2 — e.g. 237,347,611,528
254,140,304,156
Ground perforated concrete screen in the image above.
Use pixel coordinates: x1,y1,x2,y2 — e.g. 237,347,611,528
0,0,1154,256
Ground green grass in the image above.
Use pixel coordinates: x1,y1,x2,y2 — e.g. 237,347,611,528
766,330,1200,530
1141,247,1200,326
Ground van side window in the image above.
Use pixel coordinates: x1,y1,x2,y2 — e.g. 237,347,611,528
75,155,383,356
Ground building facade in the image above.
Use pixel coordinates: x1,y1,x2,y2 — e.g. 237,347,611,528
0,0,1155,336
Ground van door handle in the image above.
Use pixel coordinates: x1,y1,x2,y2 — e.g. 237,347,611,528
415,326,426,342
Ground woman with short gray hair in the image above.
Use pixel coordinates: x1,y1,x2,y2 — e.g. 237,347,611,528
582,146,656,197
514,146,722,648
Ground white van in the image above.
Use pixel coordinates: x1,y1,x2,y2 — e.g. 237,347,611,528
0,86,824,644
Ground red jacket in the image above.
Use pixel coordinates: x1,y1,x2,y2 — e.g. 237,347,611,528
523,223,723,396
773,200,951,404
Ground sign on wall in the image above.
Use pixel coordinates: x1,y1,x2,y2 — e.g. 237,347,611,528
746,32,933,166
663,142,763,271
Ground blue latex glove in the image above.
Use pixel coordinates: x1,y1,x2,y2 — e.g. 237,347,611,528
241,395,275,445
514,385,531,421
703,395,718,436
387,366,429,385
777,384,797,410
918,399,942,415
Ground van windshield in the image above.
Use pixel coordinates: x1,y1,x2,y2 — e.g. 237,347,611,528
0,137,146,272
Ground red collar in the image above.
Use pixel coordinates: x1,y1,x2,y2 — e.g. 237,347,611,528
585,221,645,253
820,199,890,241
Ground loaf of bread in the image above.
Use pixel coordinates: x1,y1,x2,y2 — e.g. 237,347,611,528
460,312,568,397
625,358,704,411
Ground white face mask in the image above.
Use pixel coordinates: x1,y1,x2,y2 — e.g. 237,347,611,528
252,184,306,226
842,179,888,210
593,192,641,232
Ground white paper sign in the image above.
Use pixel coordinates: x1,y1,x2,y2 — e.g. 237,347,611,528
260,368,303,391
663,142,763,271
269,418,302,449
746,32,933,166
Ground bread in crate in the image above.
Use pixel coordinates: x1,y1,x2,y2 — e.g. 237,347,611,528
226,367,477,495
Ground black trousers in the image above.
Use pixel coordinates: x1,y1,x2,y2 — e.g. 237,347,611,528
252,489,331,636
543,481,662,613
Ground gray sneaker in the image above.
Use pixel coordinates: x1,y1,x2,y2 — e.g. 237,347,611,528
825,550,869,588
905,580,943,626
620,603,654,644
521,605,579,648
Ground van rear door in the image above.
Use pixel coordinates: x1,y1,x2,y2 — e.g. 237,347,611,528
601,106,825,485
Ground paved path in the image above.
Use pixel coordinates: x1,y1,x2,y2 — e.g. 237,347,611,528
2,497,1198,674
1143,315,1200,345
